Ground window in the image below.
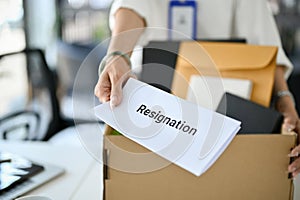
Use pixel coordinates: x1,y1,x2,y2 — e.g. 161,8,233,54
0,0,25,54
0,0,25,115
59,0,113,43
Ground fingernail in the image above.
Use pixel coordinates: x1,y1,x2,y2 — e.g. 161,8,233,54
293,172,299,179
287,125,295,132
288,166,296,173
110,95,118,109
288,152,299,157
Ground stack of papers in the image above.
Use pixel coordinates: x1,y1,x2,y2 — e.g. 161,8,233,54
94,78,241,176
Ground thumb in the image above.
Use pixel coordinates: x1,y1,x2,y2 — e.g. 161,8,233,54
110,77,123,109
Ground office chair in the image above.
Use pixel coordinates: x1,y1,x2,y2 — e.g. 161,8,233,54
0,49,72,141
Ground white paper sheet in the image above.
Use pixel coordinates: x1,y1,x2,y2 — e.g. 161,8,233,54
94,78,241,176
187,75,253,111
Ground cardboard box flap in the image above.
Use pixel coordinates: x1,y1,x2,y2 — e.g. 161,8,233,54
177,41,278,71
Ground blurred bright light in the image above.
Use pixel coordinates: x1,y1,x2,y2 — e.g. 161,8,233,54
0,0,23,26
89,0,112,9
68,0,86,9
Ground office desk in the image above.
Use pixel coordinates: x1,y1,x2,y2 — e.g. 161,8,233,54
0,141,103,200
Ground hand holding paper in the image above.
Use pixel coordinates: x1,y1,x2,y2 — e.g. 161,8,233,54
94,78,241,176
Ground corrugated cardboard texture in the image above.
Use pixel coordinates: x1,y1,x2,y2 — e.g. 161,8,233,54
104,134,295,200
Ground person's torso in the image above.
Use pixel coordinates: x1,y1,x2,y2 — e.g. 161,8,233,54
148,0,236,40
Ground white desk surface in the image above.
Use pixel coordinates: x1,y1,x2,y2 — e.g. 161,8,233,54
0,141,103,200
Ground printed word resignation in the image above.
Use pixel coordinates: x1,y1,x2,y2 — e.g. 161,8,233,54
136,104,197,135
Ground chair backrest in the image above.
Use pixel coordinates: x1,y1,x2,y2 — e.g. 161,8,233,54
0,49,66,140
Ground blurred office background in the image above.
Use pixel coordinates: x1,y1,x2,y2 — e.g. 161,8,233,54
0,0,299,141
0,0,112,141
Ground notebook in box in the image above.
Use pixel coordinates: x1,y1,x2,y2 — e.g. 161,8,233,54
216,92,283,134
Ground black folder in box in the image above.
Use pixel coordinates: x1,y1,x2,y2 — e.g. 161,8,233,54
216,92,283,134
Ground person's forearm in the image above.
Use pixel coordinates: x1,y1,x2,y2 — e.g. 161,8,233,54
274,65,289,92
108,8,146,55
273,65,294,112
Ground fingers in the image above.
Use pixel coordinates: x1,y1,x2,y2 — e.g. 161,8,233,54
288,159,300,179
282,120,296,133
288,144,300,178
288,156,300,178
282,115,300,147
109,75,123,109
295,119,300,134
94,59,133,107
109,69,136,108
94,73,125,107
289,145,300,157
94,74,111,103
282,114,299,133
287,117,300,178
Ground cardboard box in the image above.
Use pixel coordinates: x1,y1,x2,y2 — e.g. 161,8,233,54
103,125,296,200
102,42,295,200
